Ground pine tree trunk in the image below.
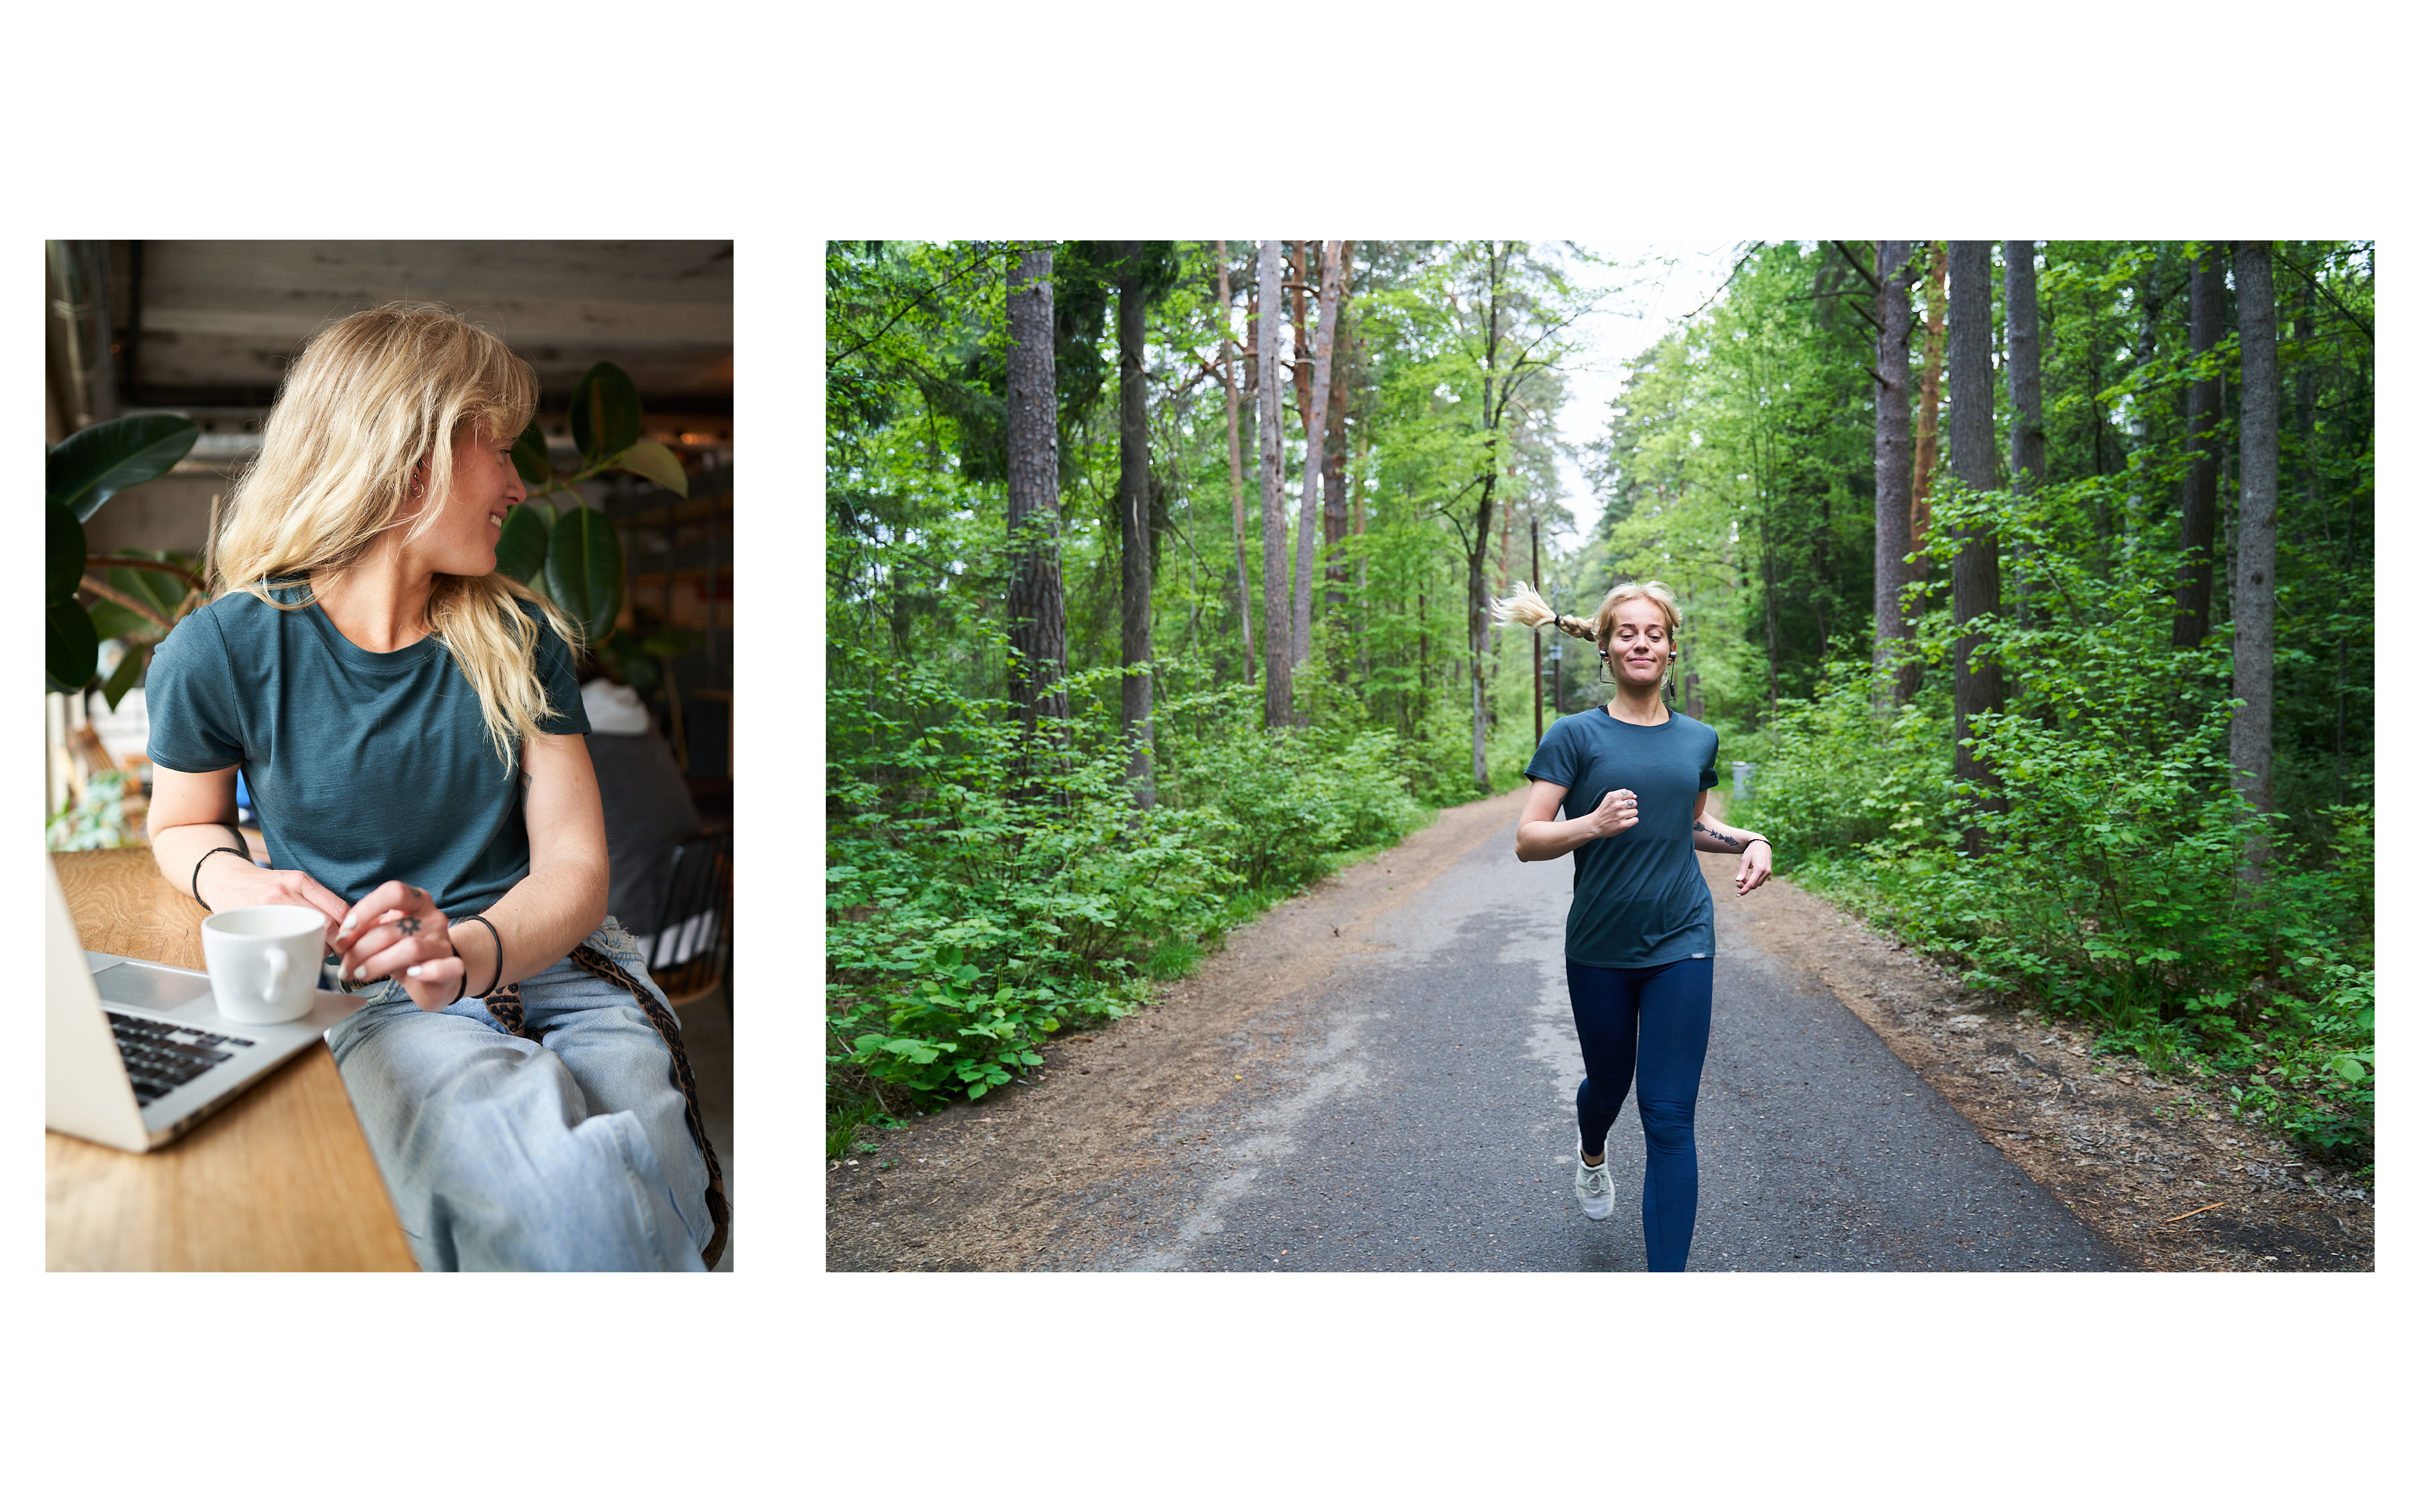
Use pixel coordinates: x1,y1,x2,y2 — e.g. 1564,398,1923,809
1005,244,1068,738
1872,239,1918,702
1115,249,1154,807
1947,241,2004,851
2005,240,2046,631
2173,244,2226,647
1215,240,1255,683
1323,243,1354,612
1912,241,1949,556
1291,240,1342,671
2231,240,2279,867
1256,240,1293,728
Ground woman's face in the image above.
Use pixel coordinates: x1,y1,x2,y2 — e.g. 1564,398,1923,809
406,422,526,578
1602,598,1674,690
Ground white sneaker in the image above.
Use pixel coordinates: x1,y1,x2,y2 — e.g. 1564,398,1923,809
1574,1141,1615,1220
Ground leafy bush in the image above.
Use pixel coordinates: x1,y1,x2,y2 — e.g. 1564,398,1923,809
1738,637,2374,1167
827,638,1431,1146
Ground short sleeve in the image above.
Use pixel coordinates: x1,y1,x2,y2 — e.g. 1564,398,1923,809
1699,728,1720,792
532,613,591,736
1525,715,1580,790
144,607,247,772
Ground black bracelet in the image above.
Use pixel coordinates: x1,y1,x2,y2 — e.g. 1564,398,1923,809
191,847,250,911
461,916,504,997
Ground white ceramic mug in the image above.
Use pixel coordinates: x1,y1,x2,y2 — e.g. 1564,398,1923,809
201,905,328,1024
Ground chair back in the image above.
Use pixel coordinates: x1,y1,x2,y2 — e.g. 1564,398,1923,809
646,827,731,1004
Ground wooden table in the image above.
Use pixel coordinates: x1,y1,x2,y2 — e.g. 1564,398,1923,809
47,846,417,1270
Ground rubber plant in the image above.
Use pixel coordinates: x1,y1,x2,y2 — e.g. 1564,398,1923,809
45,412,204,705
495,361,697,688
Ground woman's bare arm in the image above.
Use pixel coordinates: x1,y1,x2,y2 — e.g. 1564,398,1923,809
1692,789,1772,895
334,732,610,1006
445,733,610,994
147,764,353,944
1515,779,1638,863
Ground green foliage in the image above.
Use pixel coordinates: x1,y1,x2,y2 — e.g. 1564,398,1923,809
44,414,200,694
47,768,143,851
826,637,1429,1132
48,413,201,522
543,507,627,643
1740,631,2373,1165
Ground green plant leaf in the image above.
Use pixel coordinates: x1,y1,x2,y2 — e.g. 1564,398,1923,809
48,414,201,522
98,641,147,712
108,563,188,620
612,438,689,497
47,503,85,606
494,503,552,584
511,417,553,486
87,600,155,643
46,600,98,693
544,507,625,642
569,362,642,466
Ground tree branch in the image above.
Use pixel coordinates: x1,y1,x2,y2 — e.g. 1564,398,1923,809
79,574,175,632
2273,246,2373,343
1830,240,1882,294
85,556,206,595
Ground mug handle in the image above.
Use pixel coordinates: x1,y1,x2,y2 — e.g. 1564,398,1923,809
262,945,287,1002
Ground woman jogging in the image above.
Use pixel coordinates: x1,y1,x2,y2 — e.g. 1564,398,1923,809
143,304,724,1271
1494,579,1770,1272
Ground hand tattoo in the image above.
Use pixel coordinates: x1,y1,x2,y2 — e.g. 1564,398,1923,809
396,917,420,937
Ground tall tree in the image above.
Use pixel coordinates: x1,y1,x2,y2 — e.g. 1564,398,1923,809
1323,242,1357,612
1947,240,2004,849
1005,244,1068,736
1215,240,1255,682
1292,240,1344,667
1911,241,1949,558
1256,239,1293,727
1872,239,1918,700
2004,240,2046,627
2231,240,2279,854
1111,242,1177,805
2173,243,2226,646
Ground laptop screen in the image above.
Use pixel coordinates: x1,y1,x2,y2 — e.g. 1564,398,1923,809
93,962,215,1013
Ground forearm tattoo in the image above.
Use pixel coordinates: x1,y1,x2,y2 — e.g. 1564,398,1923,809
1692,820,1744,851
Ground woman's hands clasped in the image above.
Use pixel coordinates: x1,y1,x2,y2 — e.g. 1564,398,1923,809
334,881,465,1012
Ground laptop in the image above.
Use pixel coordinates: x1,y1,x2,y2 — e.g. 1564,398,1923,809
45,854,368,1153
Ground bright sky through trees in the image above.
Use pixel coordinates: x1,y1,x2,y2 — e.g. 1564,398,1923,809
1550,241,1742,550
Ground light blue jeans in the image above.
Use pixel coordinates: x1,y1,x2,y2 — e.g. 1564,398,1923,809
327,920,715,1272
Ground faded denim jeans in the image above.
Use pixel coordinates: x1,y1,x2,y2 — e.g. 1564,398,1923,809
327,920,714,1272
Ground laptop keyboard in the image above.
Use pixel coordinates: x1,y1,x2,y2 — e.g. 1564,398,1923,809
107,1012,256,1108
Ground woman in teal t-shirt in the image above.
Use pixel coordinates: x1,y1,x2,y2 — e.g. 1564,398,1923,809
144,304,723,1271
1497,579,1772,1271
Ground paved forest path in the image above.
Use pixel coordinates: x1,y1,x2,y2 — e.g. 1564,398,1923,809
829,789,2366,1272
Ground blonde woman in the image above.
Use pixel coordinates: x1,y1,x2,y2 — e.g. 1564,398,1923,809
143,304,724,1272
1494,580,1770,1272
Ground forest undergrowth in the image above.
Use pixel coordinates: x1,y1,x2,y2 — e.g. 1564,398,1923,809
825,636,1463,1157
1733,579,2374,1173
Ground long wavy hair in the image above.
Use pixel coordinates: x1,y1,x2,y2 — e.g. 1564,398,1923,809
212,302,584,770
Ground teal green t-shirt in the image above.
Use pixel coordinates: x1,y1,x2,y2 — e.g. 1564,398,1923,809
144,588,588,918
1524,707,1721,969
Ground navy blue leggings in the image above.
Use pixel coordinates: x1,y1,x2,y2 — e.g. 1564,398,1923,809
1567,956,1714,1272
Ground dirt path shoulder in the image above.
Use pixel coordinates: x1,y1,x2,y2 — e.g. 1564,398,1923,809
826,792,2374,1272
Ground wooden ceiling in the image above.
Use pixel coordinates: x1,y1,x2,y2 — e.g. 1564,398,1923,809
113,240,733,413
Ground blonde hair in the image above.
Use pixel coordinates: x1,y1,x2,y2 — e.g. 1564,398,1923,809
1490,578,1684,644
212,302,584,770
